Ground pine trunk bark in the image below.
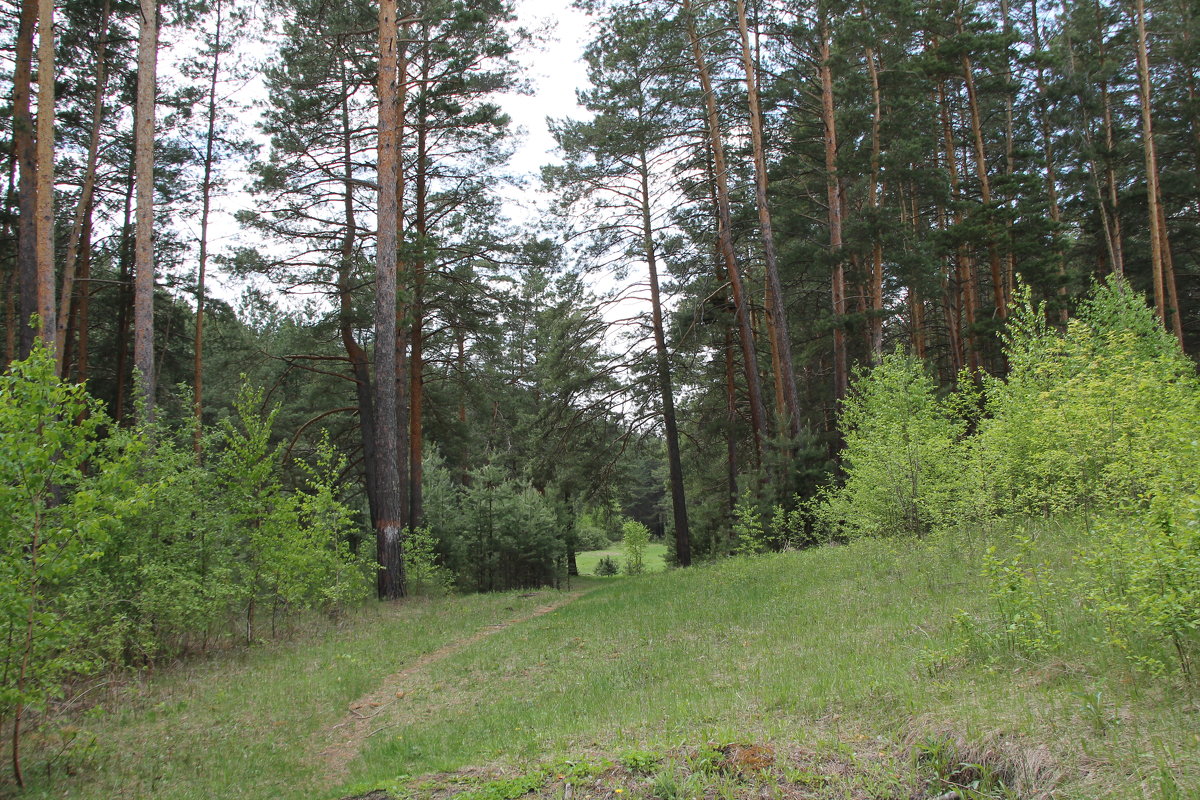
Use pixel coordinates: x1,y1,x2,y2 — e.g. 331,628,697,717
409,43,429,531
821,14,848,403
35,0,56,352
192,0,223,455
375,0,407,599
14,0,37,359
56,0,111,374
1029,0,1068,321
940,81,980,374
113,154,135,423
736,0,801,438
864,39,884,362
133,0,158,420
338,67,380,528
957,15,1006,321
1133,0,1173,337
638,148,691,567
681,0,768,461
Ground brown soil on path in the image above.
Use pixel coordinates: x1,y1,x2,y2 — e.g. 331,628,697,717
317,590,583,783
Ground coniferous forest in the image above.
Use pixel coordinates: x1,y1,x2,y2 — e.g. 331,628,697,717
1,0,1200,795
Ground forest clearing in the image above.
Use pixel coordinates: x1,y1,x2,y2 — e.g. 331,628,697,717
8,531,1200,800
4,0,1200,796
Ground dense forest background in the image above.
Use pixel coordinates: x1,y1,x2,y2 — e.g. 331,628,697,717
1,0,1200,782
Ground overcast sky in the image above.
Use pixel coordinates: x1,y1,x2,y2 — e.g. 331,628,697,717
495,0,593,225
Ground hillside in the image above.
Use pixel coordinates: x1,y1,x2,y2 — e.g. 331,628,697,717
14,526,1198,800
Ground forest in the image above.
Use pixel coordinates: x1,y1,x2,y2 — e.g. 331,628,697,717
1,0,1199,795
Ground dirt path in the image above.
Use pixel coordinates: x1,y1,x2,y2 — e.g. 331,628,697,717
318,590,583,782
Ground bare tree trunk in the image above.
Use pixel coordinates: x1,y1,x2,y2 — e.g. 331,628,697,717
957,13,1006,321
940,81,980,374
1029,0,1068,321
821,13,848,403
863,38,884,362
14,0,38,359
35,0,56,352
133,0,158,420
638,148,691,566
57,0,111,373
337,66,379,528
113,155,135,423
2,152,16,366
1133,0,1172,336
999,0,1017,304
736,0,801,438
724,324,738,517
193,0,224,455
74,210,93,381
374,0,406,599
681,0,768,461
409,38,429,531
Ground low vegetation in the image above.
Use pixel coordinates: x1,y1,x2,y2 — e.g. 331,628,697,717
11,526,1200,799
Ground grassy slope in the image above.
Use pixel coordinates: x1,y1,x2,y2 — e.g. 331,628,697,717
16,527,1200,799
575,542,668,576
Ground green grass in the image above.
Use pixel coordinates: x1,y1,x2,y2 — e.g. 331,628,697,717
14,522,1200,799
575,541,668,576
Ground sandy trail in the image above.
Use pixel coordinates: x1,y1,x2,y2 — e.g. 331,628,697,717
318,591,582,781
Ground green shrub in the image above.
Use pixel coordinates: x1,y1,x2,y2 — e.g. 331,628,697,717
575,522,611,551
977,281,1200,516
0,343,115,781
820,350,973,538
1079,494,1200,680
622,520,651,575
404,526,454,597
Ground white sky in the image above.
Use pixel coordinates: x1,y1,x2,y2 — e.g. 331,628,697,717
501,0,593,181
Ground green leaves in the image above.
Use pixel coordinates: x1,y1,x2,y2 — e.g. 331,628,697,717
820,350,974,539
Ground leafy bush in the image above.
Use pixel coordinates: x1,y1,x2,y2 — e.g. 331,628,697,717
575,522,611,552
0,343,115,782
1079,494,1200,679
977,282,1200,516
820,351,973,538
622,520,650,575
404,526,454,597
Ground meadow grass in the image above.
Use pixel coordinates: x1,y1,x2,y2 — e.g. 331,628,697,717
14,522,1200,799
575,542,668,576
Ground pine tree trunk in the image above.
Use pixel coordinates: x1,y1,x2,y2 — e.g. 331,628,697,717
133,0,159,420
1029,0,1068,321
113,155,135,423
35,0,56,352
863,39,884,362
193,0,223,455
1133,0,1171,334
957,15,1006,321
374,0,406,599
3,149,16,366
409,43,429,531
74,210,93,381
821,14,848,403
56,0,111,374
13,0,37,359
338,67,380,528
638,148,691,567
681,0,768,460
940,80,980,374
736,0,801,438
